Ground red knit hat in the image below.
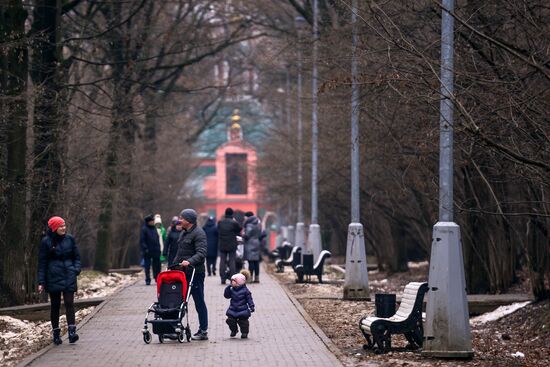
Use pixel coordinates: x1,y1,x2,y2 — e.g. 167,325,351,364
47,216,66,232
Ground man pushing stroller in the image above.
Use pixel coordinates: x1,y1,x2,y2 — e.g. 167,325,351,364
174,209,209,341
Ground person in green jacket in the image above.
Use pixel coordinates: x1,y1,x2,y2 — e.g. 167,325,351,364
154,214,167,262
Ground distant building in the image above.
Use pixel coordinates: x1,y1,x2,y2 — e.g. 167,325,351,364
196,109,268,220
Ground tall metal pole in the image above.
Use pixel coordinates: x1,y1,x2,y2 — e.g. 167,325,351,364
439,1,454,222
285,64,293,224
350,0,360,224
308,0,322,259
296,27,304,225
344,0,369,300
295,16,306,250
311,0,319,225
422,0,473,358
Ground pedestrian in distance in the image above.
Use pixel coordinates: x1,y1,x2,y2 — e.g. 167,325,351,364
203,216,219,276
154,214,167,262
38,216,81,345
163,219,183,267
243,211,262,283
140,214,161,285
217,207,242,284
224,270,255,339
175,208,209,340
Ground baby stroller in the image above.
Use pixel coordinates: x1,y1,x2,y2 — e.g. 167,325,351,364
142,266,195,344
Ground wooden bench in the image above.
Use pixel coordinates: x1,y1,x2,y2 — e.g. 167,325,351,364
275,246,301,273
359,282,428,354
294,250,331,283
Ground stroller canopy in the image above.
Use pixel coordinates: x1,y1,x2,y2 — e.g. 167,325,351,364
156,270,188,301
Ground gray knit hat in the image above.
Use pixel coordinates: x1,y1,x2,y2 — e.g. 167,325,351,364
179,209,197,224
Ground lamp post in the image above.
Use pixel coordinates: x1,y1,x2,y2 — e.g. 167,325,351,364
285,63,293,226
422,0,473,358
344,0,369,300
307,0,322,259
294,15,306,251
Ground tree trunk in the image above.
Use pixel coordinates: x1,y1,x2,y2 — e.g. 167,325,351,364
94,1,137,272
0,0,28,306
28,0,65,299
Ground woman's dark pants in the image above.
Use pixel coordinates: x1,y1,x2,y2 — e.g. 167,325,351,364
49,291,75,329
206,256,217,275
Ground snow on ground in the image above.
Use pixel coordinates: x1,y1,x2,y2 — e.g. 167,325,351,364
470,301,531,326
0,270,139,367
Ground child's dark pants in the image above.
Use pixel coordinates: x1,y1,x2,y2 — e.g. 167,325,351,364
226,316,249,334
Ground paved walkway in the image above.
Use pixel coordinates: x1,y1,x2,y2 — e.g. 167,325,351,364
21,264,342,367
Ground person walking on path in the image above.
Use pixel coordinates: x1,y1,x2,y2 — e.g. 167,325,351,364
175,208,209,340
243,211,262,283
203,216,219,276
224,271,255,339
217,207,242,284
154,214,167,262
140,214,161,285
163,219,182,266
38,216,81,345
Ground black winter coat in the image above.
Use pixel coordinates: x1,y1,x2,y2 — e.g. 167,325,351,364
203,218,218,258
224,284,255,318
38,232,81,293
174,224,207,273
217,216,242,252
140,223,161,257
163,227,181,266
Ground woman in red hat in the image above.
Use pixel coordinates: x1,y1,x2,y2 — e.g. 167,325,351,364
38,216,81,345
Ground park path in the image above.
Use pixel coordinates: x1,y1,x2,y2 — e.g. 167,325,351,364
20,264,342,367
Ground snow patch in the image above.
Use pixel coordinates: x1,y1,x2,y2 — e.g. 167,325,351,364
407,261,429,269
470,301,531,326
511,351,525,358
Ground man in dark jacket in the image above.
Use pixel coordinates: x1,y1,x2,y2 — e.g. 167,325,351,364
217,207,242,284
203,217,218,276
175,208,209,340
140,214,161,285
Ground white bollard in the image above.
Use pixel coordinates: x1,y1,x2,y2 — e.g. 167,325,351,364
422,222,473,358
287,225,296,246
343,223,370,300
307,224,322,260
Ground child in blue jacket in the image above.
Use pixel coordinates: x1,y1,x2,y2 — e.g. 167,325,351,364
224,270,255,338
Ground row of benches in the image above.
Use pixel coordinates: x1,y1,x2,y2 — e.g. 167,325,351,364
269,245,429,354
272,244,332,283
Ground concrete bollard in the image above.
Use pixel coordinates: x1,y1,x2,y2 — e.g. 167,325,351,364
343,223,370,300
422,222,473,358
287,225,296,246
307,224,322,260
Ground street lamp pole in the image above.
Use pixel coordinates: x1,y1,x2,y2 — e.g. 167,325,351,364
344,0,369,300
285,64,293,226
294,16,306,250
422,0,473,358
308,0,322,259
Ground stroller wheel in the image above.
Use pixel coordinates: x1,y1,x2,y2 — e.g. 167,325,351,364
143,331,152,344
177,332,185,343
158,334,164,343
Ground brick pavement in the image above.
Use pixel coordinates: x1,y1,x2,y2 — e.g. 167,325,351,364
21,264,343,367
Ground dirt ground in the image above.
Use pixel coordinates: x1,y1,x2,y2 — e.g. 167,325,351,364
266,259,550,367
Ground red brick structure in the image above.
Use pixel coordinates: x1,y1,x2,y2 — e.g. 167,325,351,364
196,110,268,220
